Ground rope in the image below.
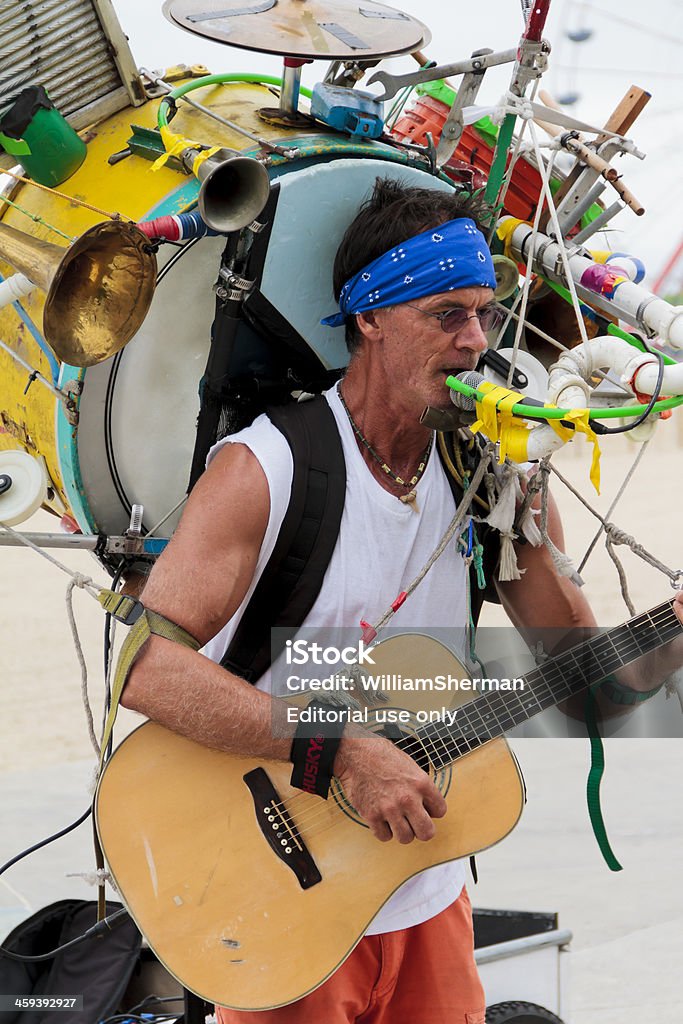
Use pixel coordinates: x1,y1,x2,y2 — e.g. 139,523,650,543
528,120,591,348
506,150,558,387
604,535,637,616
65,577,101,757
577,442,650,573
542,460,683,587
363,446,493,639
0,521,102,597
0,194,73,241
0,167,131,222
538,461,583,583
0,520,107,755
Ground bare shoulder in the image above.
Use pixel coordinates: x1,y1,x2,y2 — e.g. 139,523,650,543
140,442,270,644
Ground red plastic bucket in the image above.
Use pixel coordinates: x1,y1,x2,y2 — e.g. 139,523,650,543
391,93,543,222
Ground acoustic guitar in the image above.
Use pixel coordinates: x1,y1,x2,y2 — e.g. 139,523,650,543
95,599,680,1010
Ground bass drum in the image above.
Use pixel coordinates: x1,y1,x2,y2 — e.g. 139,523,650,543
62,156,452,541
0,77,452,551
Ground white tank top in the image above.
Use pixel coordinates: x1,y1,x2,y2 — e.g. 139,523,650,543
203,387,469,933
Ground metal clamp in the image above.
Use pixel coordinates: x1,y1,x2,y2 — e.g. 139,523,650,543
218,267,256,291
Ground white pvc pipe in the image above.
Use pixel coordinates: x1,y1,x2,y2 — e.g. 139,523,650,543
0,272,34,310
633,361,683,396
501,218,683,348
526,424,567,461
547,335,683,406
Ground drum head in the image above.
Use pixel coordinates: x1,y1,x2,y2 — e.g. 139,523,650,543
69,158,452,540
162,0,431,59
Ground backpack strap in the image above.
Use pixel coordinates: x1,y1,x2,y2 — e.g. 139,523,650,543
220,396,346,682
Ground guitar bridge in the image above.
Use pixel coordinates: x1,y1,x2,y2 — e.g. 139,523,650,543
243,768,322,890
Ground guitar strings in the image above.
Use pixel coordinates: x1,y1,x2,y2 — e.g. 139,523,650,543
265,603,681,841
266,603,681,840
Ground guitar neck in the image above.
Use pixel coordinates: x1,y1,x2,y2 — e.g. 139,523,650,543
414,600,681,770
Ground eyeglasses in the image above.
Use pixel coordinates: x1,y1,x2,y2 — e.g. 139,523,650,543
405,303,506,336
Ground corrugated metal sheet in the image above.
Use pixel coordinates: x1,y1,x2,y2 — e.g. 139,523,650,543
0,0,132,118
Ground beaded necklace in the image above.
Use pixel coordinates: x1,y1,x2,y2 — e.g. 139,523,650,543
337,384,433,509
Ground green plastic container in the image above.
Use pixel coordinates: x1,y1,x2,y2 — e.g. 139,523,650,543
0,86,87,187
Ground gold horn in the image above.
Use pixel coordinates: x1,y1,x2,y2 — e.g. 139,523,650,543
0,219,157,367
185,148,271,234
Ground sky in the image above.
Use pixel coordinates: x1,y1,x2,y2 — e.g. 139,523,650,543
111,0,683,291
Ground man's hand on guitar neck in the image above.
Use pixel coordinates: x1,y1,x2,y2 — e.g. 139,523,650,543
333,729,447,845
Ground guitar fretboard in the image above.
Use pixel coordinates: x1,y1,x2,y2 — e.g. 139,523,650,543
412,600,681,771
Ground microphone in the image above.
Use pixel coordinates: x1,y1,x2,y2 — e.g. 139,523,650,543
449,371,486,412
449,370,555,418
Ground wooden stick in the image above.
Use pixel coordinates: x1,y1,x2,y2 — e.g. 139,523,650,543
540,85,651,229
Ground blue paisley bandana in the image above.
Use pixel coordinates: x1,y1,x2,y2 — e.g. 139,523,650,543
321,217,497,328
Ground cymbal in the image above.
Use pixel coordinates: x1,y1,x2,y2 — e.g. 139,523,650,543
162,0,431,60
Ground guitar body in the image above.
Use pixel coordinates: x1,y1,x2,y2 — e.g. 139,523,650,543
95,635,525,1010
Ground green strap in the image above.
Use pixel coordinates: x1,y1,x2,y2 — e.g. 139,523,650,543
599,674,664,706
97,592,201,768
584,685,623,872
93,592,201,919
485,113,516,206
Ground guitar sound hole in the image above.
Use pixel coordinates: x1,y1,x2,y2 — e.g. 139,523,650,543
377,724,431,773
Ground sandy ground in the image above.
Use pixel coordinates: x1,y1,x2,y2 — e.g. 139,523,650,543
2,423,683,1021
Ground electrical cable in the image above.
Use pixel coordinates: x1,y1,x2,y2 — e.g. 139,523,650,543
592,338,666,435
0,908,129,963
126,995,185,1014
0,807,91,879
446,375,683,421
103,562,127,762
0,561,127,961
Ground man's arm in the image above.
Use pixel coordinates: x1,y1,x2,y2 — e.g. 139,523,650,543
496,488,597,638
496,489,683,701
120,442,446,844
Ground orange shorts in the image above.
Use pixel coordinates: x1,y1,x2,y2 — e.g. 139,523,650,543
216,887,485,1024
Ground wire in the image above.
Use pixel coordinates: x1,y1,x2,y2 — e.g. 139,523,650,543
593,338,666,435
446,376,683,421
126,995,185,1014
103,562,127,761
0,807,91,879
0,908,129,963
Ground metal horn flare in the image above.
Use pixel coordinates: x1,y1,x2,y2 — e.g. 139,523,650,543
188,148,271,234
0,219,157,367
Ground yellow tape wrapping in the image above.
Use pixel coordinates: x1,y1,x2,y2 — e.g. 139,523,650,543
191,145,223,176
150,126,221,173
471,381,509,443
150,125,193,171
470,380,527,463
468,377,601,488
547,409,601,492
496,389,528,464
496,217,527,261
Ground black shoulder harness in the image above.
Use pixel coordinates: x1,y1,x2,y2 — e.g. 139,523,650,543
221,403,499,682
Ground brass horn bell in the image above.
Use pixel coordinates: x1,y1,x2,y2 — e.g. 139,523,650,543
0,219,157,367
185,148,271,234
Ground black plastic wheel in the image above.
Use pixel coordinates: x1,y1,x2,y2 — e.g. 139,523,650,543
486,1001,566,1024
